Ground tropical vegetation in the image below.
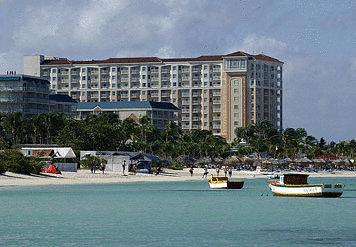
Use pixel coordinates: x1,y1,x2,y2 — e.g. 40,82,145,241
0,112,355,174
234,120,356,160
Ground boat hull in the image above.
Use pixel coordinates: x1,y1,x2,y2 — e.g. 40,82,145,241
268,183,343,197
209,182,227,189
227,181,244,189
208,177,244,189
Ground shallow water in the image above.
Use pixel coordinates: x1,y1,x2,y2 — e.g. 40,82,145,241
0,177,355,247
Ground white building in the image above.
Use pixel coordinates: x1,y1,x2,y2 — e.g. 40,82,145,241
24,51,283,142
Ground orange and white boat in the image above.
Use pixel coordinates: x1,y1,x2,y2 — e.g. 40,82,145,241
268,174,343,197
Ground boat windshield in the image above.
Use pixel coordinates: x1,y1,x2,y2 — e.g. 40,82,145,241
213,177,227,182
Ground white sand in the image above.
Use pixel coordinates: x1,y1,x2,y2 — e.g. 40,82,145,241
0,169,355,187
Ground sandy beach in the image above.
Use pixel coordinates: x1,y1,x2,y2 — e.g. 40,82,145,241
1,168,355,187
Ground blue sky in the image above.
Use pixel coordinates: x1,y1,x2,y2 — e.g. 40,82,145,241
0,0,355,141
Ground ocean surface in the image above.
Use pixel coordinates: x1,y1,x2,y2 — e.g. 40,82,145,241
0,177,355,247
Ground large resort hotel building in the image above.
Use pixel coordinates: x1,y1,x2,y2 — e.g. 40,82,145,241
24,51,283,142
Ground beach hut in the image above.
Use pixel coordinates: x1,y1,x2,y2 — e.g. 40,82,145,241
21,147,77,172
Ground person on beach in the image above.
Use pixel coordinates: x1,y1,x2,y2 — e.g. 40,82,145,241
90,161,96,174
122,160,126,175
216,166,220,177
100,162,106,174
93,161,97,174
189,166,194,176
224,166,228,177
202,165,209,178
228,167,233,178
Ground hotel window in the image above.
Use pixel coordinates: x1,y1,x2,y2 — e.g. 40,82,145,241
142,67,146,71
173,74,177,78
142,75,146,79
111,67,116,72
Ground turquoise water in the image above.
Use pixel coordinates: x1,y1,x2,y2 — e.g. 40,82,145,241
0,177,356,247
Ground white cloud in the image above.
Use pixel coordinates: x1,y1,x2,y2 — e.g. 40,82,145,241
239,34,288,56
0,51,22,73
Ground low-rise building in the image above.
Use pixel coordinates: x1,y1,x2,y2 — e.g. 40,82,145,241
0,74,77,116
77,100,179,129
49,94,77,116
0,74,49,115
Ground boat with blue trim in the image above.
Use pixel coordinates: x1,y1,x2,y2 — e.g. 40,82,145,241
268,174,343,197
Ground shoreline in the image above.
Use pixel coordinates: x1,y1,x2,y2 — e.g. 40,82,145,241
1,169,355,188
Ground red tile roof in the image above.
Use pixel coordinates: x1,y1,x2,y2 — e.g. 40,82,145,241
41,51,282,65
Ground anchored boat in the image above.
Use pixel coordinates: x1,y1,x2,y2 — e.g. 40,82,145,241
268,174,343,197
208,176,244,189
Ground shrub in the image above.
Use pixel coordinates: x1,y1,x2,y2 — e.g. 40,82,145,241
0,149,39,175
0,157,5,174
167,160,184,170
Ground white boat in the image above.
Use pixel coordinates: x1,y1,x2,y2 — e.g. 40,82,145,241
268,174,343,197
208,176,244,189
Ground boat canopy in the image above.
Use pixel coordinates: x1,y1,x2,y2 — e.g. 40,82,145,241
281,174,309,185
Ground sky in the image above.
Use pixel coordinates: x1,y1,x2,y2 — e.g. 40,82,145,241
0,0,355,141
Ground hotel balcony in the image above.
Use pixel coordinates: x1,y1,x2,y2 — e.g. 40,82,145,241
131,69,140,74
213,124,221,129
212,82,221,87
161,69,170,74
162,82,171,88
120,70,129,74
131,77,140,83
181,108,190,113
150,82,160,88
181,92,190,97
161,92,170,97
212,91,221,96
213,116,220,121
181,101,190,105
182,125,190,130
192,108,201,113
181,116,190,121
181,69,190,73
212,107,220,113
212,68,221,72
131,82,140,88
150,92,159,97
161,76,170,81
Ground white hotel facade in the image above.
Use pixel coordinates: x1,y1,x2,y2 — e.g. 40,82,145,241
24,51,283,142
